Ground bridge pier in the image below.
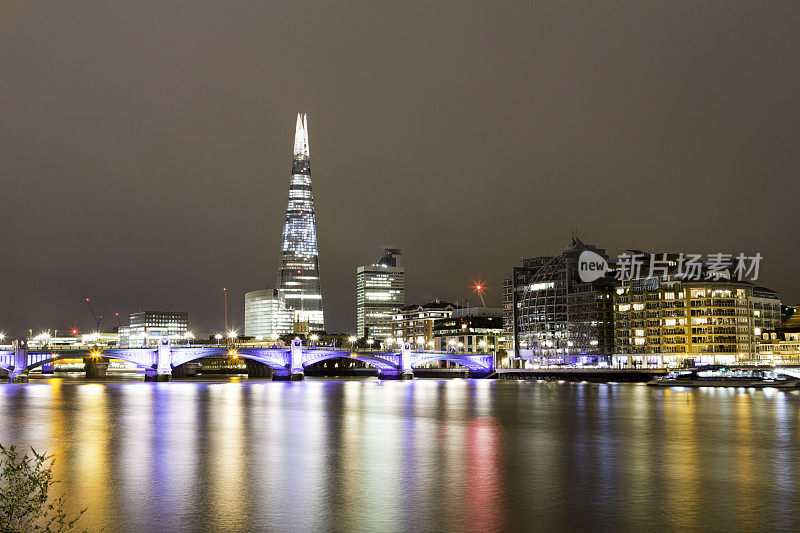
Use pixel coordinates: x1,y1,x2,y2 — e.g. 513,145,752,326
8,340,29,383
284,338,305,381
398,343,414,380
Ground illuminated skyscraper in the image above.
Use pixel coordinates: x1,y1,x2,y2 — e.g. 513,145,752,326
356,248,405,340
276,114,325,331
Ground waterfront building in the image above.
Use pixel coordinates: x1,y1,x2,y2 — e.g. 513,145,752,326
613,276,781,366
504,238,615,365
120,311,188,345
501,276,515,354
391,300,455,350
276,113,325,331
356,248,405,340
244,289,294,338
433,306,504,354
751,286,782,337
757,312,800,363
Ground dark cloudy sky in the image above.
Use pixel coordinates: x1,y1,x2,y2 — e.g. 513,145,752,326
1,1,798,337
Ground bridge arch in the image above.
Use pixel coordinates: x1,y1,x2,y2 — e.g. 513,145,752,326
301,349,401,374
24,349,158,371
170,347,290,372
411,352,494,373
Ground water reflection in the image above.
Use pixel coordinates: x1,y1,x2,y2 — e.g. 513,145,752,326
0,379,799,531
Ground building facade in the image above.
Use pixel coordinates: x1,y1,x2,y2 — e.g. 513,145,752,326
356,248,405,340
506,239,615,365
613,278,781,366
120,311,188,345
391,301,455,350
276,113,325,331
433,307,504,354
751,286,783,337
756,312,800,363
244,289,294,339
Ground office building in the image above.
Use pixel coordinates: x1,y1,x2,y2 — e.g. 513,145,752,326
505,238,615,365
244,289,294,339
356,248,405,340
276,113,325,331
120,311,188,345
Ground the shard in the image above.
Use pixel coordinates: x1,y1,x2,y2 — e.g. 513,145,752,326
276,113,325,331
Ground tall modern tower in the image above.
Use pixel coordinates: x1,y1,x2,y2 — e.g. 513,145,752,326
356,248,405,341
277,114,325,331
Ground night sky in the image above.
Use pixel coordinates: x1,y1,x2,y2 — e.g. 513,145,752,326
2,1,798,337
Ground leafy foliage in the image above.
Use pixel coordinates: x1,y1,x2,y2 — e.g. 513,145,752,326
0,445,85,532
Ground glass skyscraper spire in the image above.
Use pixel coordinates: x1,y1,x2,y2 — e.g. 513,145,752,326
276,113,325,331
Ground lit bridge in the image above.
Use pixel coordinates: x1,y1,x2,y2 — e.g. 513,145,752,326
0,338,495,382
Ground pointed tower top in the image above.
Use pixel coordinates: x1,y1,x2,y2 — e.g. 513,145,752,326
293,113,309,159
303,114,309,157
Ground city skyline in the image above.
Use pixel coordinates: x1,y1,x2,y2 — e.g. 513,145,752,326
2,2,799,337
3,4,800,532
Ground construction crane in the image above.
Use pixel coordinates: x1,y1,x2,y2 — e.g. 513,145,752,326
84,298,102,332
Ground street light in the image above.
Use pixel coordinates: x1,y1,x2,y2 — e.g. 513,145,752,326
185,331,194,346
348,336,357,352
310,334,318,347
215,333,223,346
366,339,374,350
228,330,237,339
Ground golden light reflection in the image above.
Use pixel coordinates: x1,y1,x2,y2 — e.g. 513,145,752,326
208,383,246,525
621,385,655,525
661,388,700,529
339,381,364,528
734,392,756,507
73,383,112,525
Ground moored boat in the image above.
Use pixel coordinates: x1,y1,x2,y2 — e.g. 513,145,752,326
647,367,800,388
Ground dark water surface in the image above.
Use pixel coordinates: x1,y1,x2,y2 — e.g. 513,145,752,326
1,377,799,532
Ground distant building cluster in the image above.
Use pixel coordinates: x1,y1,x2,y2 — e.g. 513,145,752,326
503,238,789,367
164,114,799,369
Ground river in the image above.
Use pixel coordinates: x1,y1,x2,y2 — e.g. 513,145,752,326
1,376,799,531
